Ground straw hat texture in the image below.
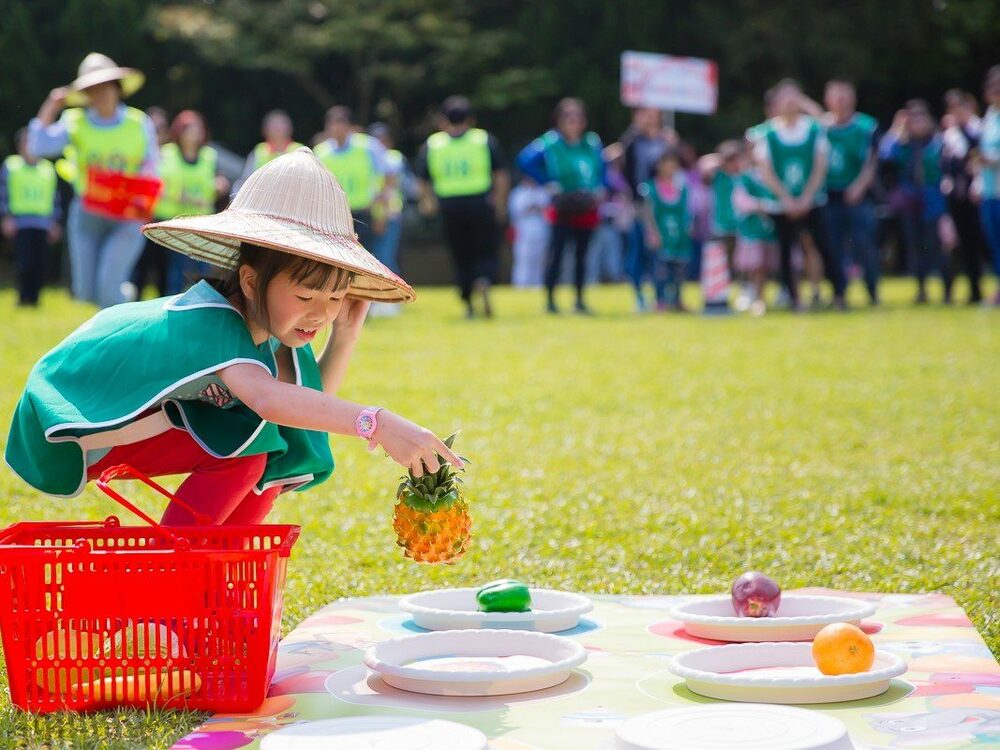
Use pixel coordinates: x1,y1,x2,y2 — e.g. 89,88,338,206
66,53,145,107
142,148,415,303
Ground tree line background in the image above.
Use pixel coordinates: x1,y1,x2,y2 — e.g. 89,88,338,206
2,0,999,161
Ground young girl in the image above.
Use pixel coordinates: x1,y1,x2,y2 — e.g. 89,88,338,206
5,148,462,526
639,150,692,311
732,149,780,316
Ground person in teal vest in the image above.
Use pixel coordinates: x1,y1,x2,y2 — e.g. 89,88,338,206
27,53,159,308
639,150,692,311
978,66,1000,306
314,106,392,256
755,79,847,310
233,110,304,193
821,80,880,305
417,95,510,318
0,128,63,306
517,98,606,314
6,148,460,527
879,99,951,304
732,149,780,316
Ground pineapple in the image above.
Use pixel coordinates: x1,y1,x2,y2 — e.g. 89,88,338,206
393,433,471,564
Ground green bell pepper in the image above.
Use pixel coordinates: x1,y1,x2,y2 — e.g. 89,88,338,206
476,579,532,613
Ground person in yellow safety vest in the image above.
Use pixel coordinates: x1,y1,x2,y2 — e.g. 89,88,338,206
133,110,230,297
233,109,304,192
416,95,510,318
1,128,63,306
27,52,159,309
313,106,394,254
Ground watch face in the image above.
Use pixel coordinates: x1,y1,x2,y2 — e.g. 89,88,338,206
358,413,375,435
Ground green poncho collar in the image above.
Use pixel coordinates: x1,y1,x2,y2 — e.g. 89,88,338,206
6,281,334,498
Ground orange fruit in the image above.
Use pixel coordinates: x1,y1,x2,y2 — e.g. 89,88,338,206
812,622,875,675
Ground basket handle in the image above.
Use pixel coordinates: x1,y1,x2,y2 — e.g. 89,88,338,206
96,464,212,548
278,526,301,558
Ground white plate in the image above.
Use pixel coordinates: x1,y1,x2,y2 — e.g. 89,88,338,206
616,704,856,750
260,716,488,750
669,642,906,704
669,595,877,642
399,587,593,632
364,629,587,696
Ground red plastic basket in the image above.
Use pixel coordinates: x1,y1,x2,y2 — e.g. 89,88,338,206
0,465,300,713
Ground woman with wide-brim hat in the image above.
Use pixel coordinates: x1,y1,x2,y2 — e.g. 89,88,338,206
27,52,160,308
6,148,460,528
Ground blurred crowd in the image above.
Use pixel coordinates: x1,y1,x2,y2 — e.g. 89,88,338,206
3,52,999,318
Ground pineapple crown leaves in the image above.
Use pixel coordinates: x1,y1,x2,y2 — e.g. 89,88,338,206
397,432,469,513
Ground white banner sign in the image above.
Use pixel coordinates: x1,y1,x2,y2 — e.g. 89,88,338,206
620,51,719,114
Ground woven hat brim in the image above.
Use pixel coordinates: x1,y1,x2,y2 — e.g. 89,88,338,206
142,210,416,303
66,68,145,107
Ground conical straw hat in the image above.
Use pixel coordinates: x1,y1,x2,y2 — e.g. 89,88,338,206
142,148,415,303
66,53,145,107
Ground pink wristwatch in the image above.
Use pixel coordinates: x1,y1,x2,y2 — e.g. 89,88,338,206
355,407,384,446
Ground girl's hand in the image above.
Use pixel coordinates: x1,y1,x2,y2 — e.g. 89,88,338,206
331,297,371,341
372,411,464,478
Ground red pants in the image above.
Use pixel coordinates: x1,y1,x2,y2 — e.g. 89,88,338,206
87,427,281,526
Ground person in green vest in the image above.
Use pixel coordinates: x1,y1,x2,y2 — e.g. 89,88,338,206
416,95,510,318
155,110,231,295
878,99,951,304
517,98,606,315
0,128,63,306
639,149,692,311
314,106,393,256
233,110,303,192
754,78,847,311
698,140,744,306
27,53,159,308
6,148,459,527
732,147,780,316
821,80,880,305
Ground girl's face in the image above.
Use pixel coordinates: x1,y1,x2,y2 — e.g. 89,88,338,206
179,121,206,150
558,107,586,141
657,158,679,179
84,81,121,111
261,270,349,348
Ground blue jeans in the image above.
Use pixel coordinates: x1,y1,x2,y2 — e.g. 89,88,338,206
654,258,687,306
981,198,1000,275
67,199,146,307
899,211,952,299
823,198,879,301
167,252,212,295
626,219,654,306
586,221,625,284
371,214,403,275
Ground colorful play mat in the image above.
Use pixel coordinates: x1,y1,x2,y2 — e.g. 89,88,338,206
172,589,1000,749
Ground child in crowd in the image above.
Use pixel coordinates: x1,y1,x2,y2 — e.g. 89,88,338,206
640,150,692,311
508,174,550,287
732,146,779,316
879,100,952,304
5,149,461,525
0,128,62,306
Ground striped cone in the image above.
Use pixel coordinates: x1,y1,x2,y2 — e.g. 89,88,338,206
700,239,731,315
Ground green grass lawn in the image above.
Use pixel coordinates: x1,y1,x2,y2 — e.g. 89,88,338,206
0,280,997,748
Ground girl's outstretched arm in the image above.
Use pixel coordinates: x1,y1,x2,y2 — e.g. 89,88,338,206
218,362,461,477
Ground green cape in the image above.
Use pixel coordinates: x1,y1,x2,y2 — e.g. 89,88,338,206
5,281,334,498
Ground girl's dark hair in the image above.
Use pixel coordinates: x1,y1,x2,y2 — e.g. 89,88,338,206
213,242,354,329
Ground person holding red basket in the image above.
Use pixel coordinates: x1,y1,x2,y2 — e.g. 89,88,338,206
27,52,161,308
